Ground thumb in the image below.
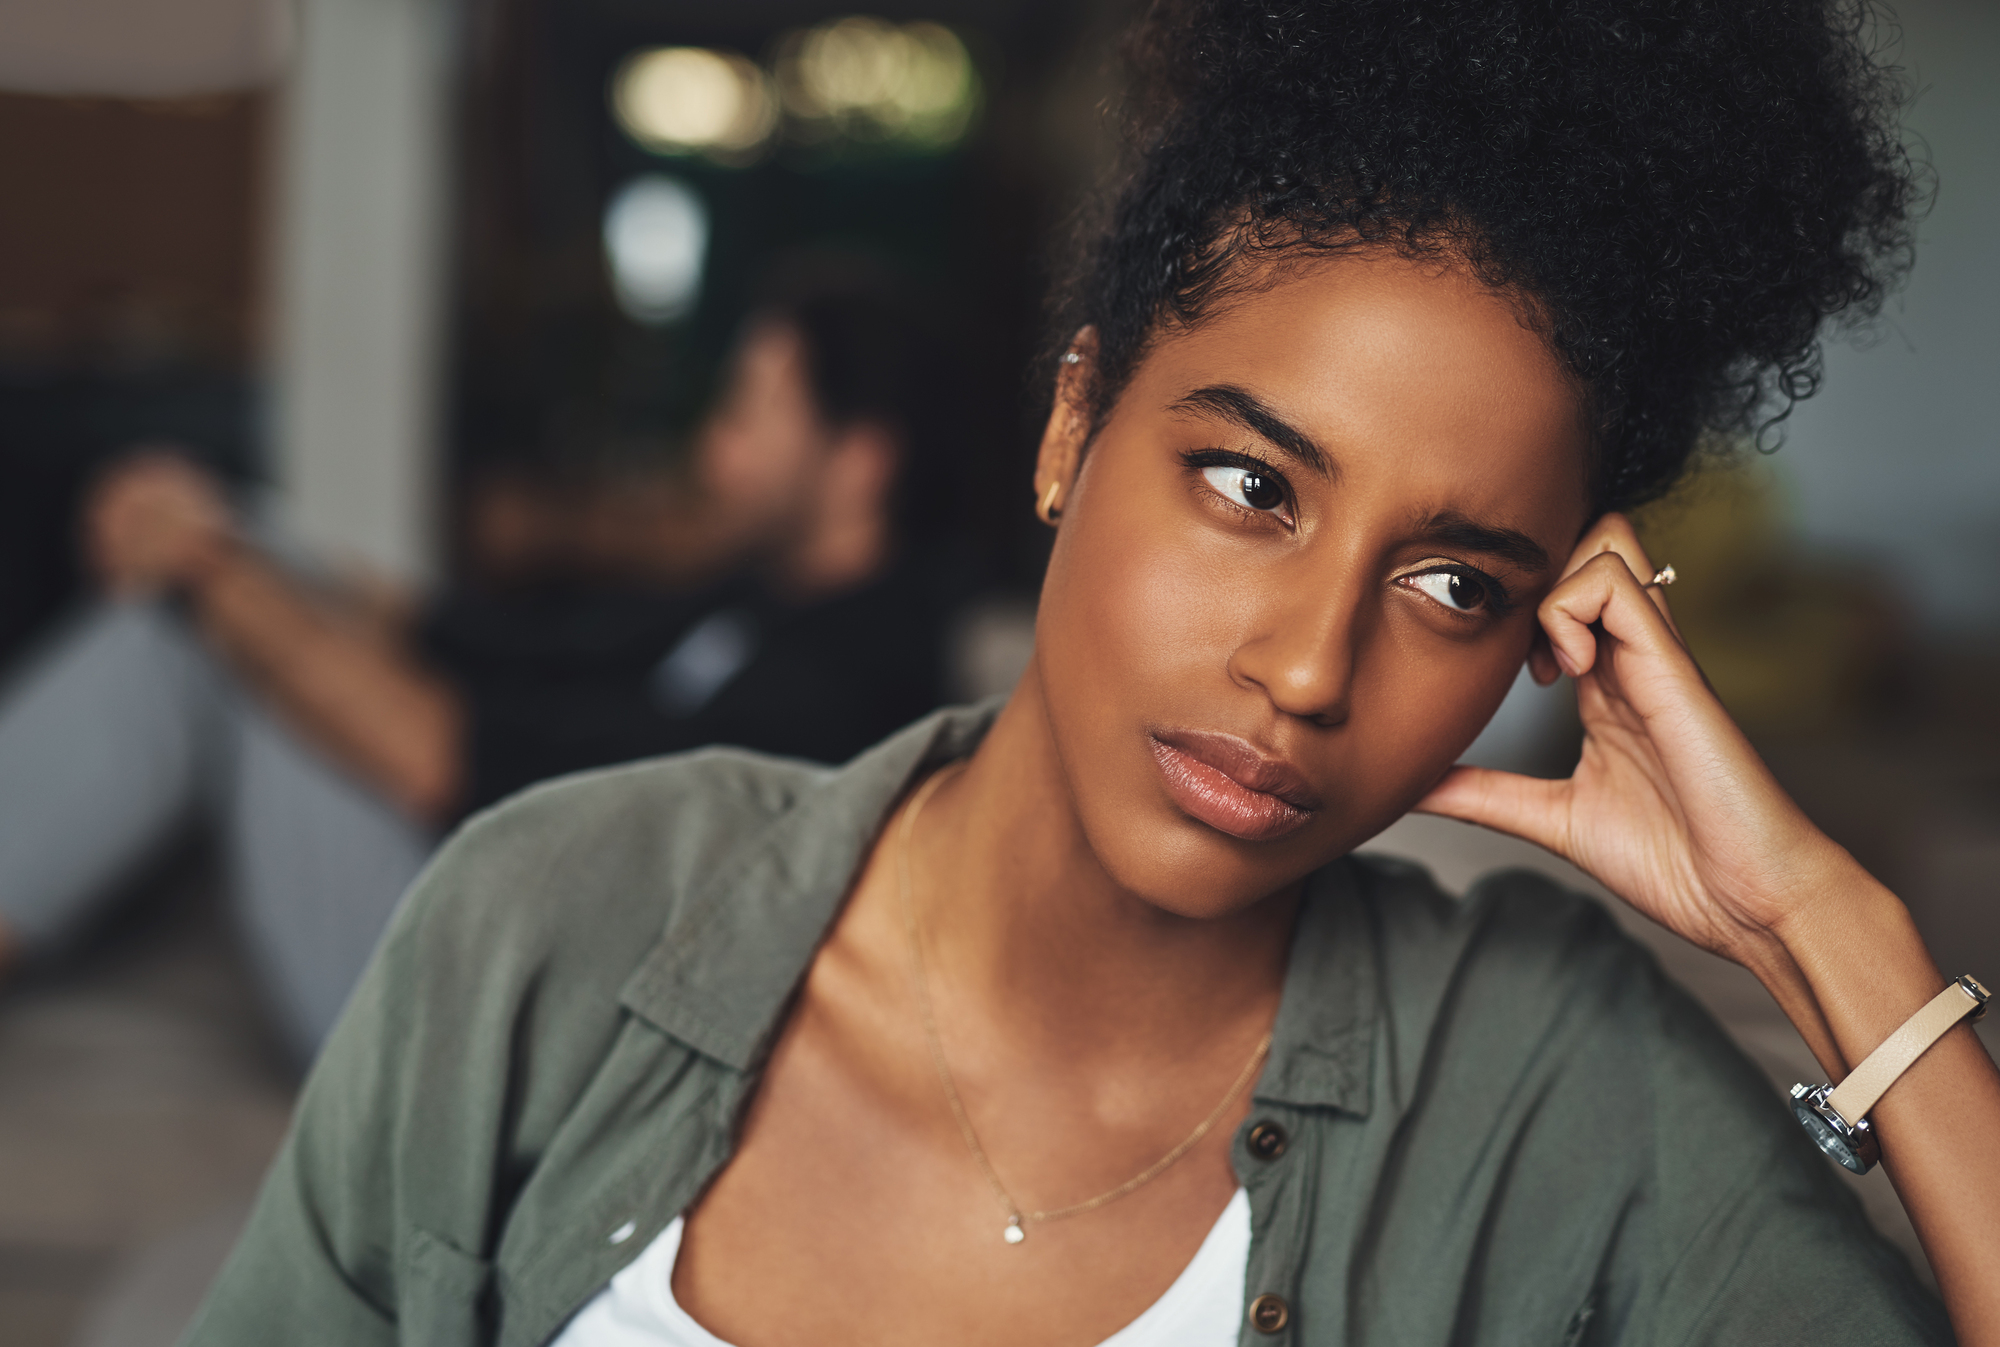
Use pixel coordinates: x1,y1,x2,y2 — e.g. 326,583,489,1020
1414,764,1571,856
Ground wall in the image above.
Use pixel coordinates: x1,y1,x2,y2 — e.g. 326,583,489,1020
267,0,454,582
1781,0,2000,633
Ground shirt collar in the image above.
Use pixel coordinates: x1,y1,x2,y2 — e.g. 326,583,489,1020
1254,861,1377,1117
619,703,986,1069
620,701,1377,1117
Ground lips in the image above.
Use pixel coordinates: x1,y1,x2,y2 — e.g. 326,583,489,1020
1149,729,1323,843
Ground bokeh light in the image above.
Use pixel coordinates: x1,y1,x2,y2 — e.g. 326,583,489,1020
611,47,779,161
774,18,979,149
602,174,709,325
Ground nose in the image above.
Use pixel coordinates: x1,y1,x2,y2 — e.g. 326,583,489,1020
1225,566,1360,727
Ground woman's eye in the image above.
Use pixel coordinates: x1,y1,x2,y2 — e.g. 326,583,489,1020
1405,569,1491,613
1201,465,1285,513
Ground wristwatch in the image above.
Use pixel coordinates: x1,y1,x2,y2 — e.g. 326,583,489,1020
1791,973,1989,1174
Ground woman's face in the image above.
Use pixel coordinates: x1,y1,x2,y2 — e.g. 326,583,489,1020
1032,250,1592,918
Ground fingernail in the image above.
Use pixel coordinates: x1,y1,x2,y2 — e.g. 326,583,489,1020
1555,647,1579,677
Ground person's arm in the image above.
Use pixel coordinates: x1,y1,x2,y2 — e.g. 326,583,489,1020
1419,512,2000,1344
188,548,464,822
87,453,463,822
465,467,743,587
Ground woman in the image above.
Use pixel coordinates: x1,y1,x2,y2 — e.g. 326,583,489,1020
186,0,1995,1343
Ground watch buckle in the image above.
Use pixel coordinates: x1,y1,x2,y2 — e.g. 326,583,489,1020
1958,974,1990,1023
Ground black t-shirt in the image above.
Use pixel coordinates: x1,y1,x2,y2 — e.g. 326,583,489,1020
418,568,948,816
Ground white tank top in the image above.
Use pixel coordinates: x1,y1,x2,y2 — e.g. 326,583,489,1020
552,1187,1252,1347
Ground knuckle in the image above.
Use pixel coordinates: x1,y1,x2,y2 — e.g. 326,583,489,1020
1590,549,1642,584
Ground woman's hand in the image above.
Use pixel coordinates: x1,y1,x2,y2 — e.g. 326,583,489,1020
1415,513,1846,966
1421,515,2000,1340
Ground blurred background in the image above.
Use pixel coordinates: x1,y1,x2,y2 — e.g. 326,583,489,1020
0,0,1991,1341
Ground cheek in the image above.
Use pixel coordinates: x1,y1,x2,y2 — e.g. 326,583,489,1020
1348,613,1529,803
1039,482,1233,716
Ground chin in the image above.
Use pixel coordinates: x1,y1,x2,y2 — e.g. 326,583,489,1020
1075,789,1328,921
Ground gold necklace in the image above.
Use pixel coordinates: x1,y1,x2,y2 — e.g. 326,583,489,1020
897,762,1273,1246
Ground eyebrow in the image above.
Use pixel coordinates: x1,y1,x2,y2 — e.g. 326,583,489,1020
1168,384,1333,478
1413,510,1551,573
1170,384,1550,571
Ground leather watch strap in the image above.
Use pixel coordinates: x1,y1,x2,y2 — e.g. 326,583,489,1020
1827,976,1989,1126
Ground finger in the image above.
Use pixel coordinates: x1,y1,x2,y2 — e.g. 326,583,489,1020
1526,629,1562,686
1415,764,1571,857
1559,512,1678,628
1540,549,1690,682
83,492,131,577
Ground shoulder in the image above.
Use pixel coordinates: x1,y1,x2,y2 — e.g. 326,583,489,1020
355,704,989,1084
343,745,836,1112
1342,856,1938,1329
408,746,833,964
1345,853,1778,1146
1350,853,1658,1041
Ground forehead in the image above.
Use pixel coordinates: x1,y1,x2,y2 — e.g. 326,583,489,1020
1136,250,1590,524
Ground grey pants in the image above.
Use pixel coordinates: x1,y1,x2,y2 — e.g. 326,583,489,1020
0,603,434,1059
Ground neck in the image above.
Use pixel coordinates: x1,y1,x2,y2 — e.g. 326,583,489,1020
907,668,1297,1067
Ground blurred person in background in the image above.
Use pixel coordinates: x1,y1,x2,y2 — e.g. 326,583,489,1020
0,269,954,1059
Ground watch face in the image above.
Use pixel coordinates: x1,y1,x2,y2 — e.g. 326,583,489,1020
1793,1098,1870,1174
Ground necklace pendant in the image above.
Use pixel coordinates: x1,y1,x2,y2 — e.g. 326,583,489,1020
1002,1216,1026,1245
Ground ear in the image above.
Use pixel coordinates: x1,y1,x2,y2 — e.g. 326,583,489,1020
1033,326,1099,513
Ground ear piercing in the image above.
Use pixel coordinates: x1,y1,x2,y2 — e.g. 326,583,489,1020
1035,480,1064,525
1060,351,1082,365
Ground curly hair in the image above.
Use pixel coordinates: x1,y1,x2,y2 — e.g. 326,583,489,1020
1048,0,1922,512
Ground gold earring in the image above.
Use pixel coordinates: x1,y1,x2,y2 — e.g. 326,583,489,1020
1035,480,1063,525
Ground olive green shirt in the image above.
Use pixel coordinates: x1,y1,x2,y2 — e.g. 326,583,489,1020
183,704,1947,1347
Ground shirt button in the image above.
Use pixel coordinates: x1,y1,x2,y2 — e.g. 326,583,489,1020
1247,1120,1289,1161
1249,1293,1290,1334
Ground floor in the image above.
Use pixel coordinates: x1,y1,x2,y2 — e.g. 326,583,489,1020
0,847,295,1347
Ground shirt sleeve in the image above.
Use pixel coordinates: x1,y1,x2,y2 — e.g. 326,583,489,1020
175,749,778,1347
178,834,500,1347
1621,972,1953,1347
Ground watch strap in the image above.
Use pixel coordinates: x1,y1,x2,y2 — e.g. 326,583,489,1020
1826,975,1990,1126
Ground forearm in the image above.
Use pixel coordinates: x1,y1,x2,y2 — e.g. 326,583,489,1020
573,482,740,582
469,471,737,586
188,546,464,822
1752,849,2000,1340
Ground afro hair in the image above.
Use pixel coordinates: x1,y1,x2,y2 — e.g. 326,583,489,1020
1049,0,1923,512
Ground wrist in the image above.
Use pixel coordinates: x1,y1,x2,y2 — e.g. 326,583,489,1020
1761,837,1908,962
1709,834,1933,1081
178,532,252,604
1698,827,1867,972
1768,858,1947,1072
